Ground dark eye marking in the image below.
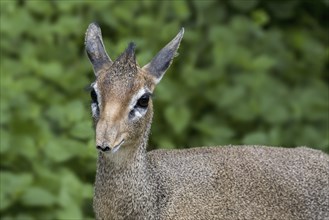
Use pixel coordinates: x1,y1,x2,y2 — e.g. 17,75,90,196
136,93,151,108
90,89,98,103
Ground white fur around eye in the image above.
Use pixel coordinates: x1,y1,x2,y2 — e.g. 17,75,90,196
91,82,101,118
93,83,101,107
128,88,148,109
91,102,99,118
134,110,142,118
129,108,147,121
128,88,150,121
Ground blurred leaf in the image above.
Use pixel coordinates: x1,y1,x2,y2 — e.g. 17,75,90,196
14,214,34,220
70,120,93,139
194,116,235,140
252,9,270,26
250,55,276,72
215,86,246,108
0,172,33,210
21,187,56,207
243,132,268,145
44,138,84,163
26,1,53,16
164,105,191,134
12,135,38,160
229,0,258,12
0,129,10,153
66,100,85,123
157,137,175,149
56,203,83,220
266,0,299,19
172,1,190,20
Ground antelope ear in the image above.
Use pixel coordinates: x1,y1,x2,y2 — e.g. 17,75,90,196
85,22,112,76
142,28,184,84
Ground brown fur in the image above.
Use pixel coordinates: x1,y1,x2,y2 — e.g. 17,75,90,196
85,23,329,220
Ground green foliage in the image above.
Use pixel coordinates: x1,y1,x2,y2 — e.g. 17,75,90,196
1,0,328,219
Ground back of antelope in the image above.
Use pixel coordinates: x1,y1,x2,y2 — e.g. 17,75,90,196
84,22,329,220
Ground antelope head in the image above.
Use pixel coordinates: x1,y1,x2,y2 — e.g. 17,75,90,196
85,23,184,154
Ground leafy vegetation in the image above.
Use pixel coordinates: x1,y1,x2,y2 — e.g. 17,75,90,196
1,0,328,219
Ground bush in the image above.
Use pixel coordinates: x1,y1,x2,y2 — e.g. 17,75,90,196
1,0,328,219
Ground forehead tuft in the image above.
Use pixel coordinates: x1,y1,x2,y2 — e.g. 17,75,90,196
98,42,138,88
108,59,137,79
97,66,148,101
93,42,155,98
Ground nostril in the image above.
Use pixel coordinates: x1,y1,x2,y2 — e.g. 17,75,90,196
96,145,111,152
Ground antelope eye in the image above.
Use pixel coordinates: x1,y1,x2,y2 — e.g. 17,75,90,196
90,89,98,103
136,94,150,108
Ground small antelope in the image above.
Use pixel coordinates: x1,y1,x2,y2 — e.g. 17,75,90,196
85,23,329,220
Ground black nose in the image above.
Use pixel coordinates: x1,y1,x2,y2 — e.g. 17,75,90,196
96,145,110,152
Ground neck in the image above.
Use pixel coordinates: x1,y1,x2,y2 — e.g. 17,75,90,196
94,136,156,219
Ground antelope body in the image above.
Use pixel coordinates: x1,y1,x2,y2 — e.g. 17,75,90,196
85,23,329,220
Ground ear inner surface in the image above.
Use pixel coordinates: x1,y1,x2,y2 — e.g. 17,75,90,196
85,22,112,75
143,28,184,83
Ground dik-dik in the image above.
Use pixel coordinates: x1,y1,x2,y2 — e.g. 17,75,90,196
85,23,329,220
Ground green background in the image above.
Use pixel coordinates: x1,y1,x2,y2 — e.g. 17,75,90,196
1,0,328,219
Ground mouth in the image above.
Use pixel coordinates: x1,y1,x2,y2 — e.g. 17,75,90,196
111,139,125,153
